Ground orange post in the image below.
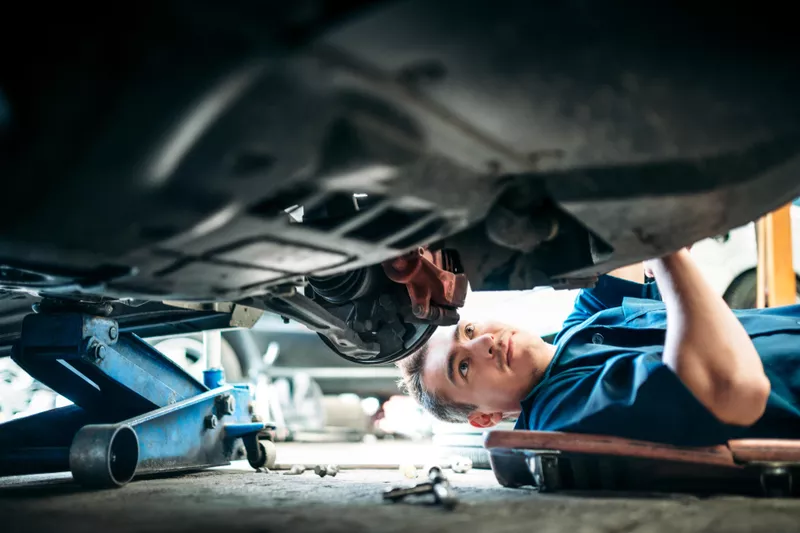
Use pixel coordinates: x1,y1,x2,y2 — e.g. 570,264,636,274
755,203,795,308
756,218,767,309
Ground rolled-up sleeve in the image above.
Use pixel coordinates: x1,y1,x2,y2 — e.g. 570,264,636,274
527,350,746,447
556,276,662,343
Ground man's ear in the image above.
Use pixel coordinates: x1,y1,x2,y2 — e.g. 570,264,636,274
467,411,504,429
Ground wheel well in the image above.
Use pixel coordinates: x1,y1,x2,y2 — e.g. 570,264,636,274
723,267,800,302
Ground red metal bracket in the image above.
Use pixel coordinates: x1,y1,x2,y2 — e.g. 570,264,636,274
382,248,468,325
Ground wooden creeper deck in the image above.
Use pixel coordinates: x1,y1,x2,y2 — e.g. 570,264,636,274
485,431,800,497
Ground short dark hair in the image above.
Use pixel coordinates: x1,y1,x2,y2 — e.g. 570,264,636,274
397,342,477,424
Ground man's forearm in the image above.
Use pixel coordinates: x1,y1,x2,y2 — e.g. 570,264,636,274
649,249,770,426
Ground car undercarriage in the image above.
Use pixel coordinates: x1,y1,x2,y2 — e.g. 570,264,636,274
1,1,800,365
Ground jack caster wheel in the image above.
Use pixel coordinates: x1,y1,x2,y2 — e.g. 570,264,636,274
245,436,277,470
262,439,278,469
249,439,277,470
70,424,139,488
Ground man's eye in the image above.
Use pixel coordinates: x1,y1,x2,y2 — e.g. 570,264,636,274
464,324,475,338
458,360,469,378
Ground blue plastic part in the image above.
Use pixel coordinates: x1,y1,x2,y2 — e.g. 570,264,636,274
223,423,264,439
203,368,225,389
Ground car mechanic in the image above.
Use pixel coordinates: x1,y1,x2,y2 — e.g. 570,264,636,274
398,248,800,446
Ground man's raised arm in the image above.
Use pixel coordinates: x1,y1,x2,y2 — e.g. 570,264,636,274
648,249,771,426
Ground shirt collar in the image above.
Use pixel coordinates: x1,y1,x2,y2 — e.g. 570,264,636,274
517,305,620,407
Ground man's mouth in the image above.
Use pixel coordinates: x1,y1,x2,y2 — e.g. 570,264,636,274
506,333,514,368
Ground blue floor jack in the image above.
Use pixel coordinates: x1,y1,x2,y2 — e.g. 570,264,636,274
0,303,276,487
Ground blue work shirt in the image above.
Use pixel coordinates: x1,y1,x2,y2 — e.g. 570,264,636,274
515,275,800,446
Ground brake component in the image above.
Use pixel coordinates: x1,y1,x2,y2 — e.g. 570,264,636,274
382,248,468,325
301,249,467,365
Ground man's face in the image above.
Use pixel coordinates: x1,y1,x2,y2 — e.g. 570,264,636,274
421,319,549,427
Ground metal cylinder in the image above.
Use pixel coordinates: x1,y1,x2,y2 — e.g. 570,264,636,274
203,330,223,370
69,424,139,488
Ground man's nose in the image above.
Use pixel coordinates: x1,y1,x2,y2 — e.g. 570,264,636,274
467,333,495,358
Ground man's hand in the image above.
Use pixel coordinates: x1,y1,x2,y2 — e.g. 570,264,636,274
649,249,770,426
643,260,657,279
644,246,692,279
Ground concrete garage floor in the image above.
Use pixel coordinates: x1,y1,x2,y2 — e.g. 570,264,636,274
3,442,800,533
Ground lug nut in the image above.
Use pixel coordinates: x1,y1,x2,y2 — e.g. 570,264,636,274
215,394,236,415
399,464,418,479
426,464,443,477
451,456,473,474
283,465,305,476
92,344,107,362
314,464,339,478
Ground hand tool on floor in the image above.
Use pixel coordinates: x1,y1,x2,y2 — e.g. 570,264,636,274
270,458,471,474
273,462,412,471
383,465,458,509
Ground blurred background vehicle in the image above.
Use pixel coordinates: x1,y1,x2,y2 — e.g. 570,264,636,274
691,198,800,309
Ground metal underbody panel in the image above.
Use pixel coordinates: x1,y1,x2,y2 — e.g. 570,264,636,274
0,1,799,359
